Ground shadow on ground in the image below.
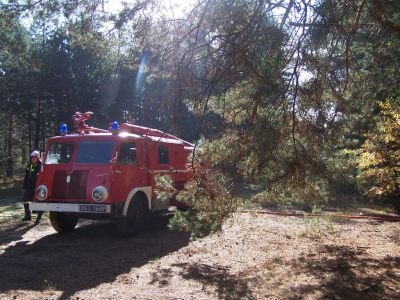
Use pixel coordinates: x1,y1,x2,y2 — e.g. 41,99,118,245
0,222,37,245
289,244,400,298
172,262,255,300
0,217,190,299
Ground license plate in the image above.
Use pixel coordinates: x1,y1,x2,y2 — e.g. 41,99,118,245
79,204,107,213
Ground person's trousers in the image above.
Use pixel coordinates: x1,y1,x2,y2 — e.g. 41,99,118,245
23,203,31,219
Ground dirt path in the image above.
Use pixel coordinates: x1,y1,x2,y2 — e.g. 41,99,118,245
0,213,399,299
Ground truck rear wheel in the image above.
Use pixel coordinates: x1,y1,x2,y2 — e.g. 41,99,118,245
50,212,79,233
116,194,148,236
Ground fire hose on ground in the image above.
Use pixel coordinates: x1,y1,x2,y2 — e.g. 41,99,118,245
240,209,400,222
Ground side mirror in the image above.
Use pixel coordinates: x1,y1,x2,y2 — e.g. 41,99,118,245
40,149,45,172
110,151,119,163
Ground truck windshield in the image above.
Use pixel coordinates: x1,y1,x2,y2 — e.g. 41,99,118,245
76,141,115,164
46,142,75,164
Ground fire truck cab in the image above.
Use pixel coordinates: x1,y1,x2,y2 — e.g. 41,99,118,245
29,112,193,235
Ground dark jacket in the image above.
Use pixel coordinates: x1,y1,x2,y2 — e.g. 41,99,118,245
23,161,41,194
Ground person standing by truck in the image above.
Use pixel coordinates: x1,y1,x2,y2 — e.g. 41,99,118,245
22,151,43,223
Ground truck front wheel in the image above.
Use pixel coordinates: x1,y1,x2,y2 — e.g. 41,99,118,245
116,194,148,236
50,212,79,233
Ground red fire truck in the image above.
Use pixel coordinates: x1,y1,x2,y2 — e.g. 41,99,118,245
29,112,194,235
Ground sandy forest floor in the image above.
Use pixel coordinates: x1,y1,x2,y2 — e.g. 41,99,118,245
0,211,399,300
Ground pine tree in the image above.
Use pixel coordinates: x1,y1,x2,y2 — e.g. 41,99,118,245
358,99,400,213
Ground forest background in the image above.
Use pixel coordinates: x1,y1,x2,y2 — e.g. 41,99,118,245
1,0,399,236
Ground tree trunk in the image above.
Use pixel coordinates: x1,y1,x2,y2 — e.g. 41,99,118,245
6,117,13,178
21,139,27,165
28,109,32,154
34,99,41,150
40,105,46,151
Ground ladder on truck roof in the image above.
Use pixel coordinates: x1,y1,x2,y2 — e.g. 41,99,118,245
72,111,194,148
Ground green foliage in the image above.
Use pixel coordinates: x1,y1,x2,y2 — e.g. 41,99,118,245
299,206,336,239
301,215,335,240
167,165,237,239
357,99,400,213
154,175,176,202
168,209,222,241
253,175,331,212
0,180,24,224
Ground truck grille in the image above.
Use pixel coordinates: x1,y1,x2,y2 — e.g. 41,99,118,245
52,170,88,200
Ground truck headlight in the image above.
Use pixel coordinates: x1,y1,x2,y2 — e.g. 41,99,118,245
92,186,108,202
36,185,48,201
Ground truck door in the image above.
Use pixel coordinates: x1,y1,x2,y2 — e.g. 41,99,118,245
111,140,147,205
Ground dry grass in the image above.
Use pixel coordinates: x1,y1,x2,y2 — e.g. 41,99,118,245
0,212,399,300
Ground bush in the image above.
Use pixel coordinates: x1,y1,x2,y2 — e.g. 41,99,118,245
155,166,237,240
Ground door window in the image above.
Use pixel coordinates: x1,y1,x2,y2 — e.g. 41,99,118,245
45,142,75,164
158,145,169,164
119,142,137,164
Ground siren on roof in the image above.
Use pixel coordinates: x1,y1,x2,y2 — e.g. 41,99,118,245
111,121,119,134
59,123,68,136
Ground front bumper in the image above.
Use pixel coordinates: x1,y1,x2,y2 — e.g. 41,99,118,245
29,202,112,214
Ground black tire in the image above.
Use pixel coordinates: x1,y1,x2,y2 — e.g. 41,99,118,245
116,194,148,236
50,212,79,233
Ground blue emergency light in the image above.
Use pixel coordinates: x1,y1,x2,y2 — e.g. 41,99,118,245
111,121,119,133
59,123,68,135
